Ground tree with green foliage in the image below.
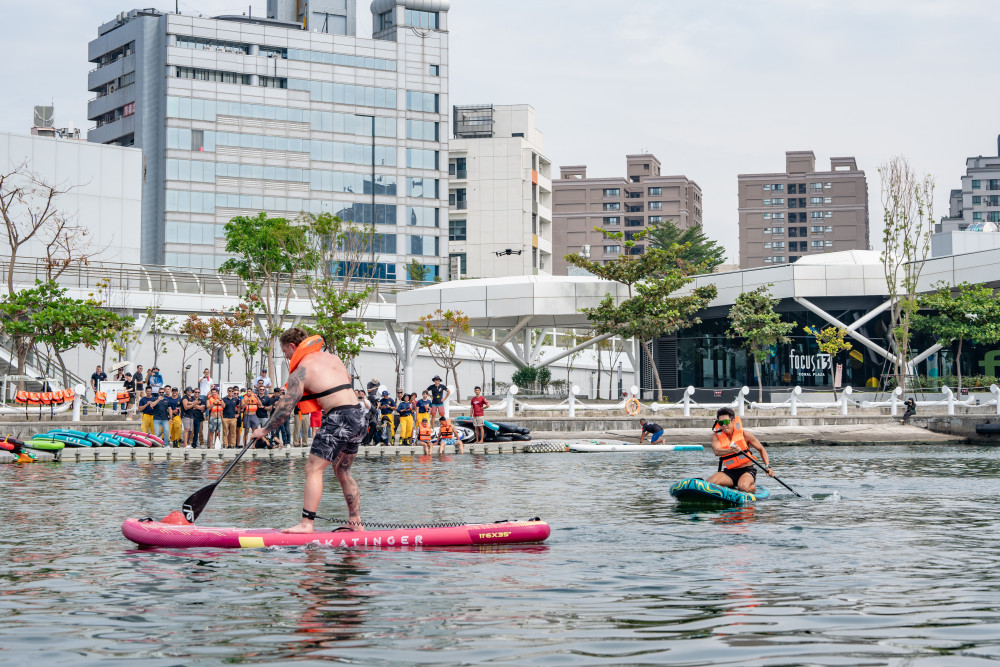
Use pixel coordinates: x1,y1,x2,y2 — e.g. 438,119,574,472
0,280,132,387
913,281,1000,392
220,212,317,382
565,229,717,400
536,366,552,393
880,157,935,390
511,366,537,390
804,325,853,399
727,284,796,402
229,301,262,388
647,219,727,275
305,285,375,363
406,259,430,284
416,309,470,400
180,313,243,389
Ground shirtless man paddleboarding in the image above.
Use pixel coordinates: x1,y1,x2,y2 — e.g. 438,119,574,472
250,327,366,533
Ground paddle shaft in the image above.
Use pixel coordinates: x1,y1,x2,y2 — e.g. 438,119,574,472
182,437,263,522
743,450,801,497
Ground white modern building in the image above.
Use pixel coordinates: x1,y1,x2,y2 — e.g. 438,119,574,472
447,104,553,279
0,130,141,264
86,0,450,282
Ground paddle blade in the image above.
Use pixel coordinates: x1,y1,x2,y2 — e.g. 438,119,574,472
181,482,218,523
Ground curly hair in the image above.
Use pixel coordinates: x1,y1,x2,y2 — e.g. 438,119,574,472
279,326,309,347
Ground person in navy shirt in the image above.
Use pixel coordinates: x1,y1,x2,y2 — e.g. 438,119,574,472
426,376,450,419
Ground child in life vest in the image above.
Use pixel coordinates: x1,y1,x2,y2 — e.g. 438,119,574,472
437,415,459,454
417,417,434,455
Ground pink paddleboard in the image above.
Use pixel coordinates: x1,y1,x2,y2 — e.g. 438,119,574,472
115,430,164,446
122,516,551,549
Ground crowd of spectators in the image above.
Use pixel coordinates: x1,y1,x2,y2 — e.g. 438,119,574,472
90,364,492,450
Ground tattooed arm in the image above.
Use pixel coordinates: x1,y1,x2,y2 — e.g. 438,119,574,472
251,367,305,440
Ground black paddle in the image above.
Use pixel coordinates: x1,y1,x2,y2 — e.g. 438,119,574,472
181,437,264,523
742,450,801,497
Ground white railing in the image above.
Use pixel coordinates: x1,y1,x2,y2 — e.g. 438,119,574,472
437,383,996,420
650,386,751,417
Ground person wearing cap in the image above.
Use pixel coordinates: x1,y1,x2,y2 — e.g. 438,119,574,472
426,376,450,419
255,368,273,389
366,377,380,394
396,393,414,446
377,390,396,445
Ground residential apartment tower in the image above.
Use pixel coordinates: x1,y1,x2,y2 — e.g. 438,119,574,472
738,151,868,269
551,154,702,275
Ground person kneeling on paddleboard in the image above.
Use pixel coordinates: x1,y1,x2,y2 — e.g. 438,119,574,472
250,327,367,533
638,418,664,444
706,407,774,493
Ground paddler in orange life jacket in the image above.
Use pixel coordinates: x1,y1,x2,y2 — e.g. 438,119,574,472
249,327,367,533
417,417,434,455
706,407,775,493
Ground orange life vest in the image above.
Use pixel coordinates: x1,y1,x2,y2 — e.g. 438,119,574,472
243,393,262,412
438,420,454,438
207,396,224,414
94,391,107,405
716,416,753,470
417,424,433,442
288,335,325,413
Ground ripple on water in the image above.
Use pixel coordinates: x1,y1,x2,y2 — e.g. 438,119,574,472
1,445,1000,665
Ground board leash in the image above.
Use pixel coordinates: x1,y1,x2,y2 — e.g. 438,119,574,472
311,516,541,530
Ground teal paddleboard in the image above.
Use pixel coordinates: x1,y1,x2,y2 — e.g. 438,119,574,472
669,478,771,507
101,433,136,447
36,433,92,448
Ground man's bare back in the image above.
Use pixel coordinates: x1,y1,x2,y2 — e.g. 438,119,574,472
249,329,365,535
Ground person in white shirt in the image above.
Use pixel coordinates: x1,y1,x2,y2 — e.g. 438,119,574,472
198,369,214,396
255,368,273,388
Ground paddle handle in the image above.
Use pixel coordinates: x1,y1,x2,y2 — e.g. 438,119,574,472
744,450,801,497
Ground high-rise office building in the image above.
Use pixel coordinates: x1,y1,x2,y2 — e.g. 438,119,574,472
551,154,702,275
738,151,868,269
447,104,552,279
87,0,449,282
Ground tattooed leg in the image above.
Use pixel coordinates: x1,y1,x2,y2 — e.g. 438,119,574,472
333,451,363,531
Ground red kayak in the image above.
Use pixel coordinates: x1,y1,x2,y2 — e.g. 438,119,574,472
122,515,551,549
0,435,24,452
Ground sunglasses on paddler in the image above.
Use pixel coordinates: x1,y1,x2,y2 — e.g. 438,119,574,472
717,419,732,426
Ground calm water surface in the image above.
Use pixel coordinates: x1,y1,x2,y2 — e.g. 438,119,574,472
2,445,1000,666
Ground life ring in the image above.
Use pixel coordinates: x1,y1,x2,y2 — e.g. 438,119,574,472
624,397,641,416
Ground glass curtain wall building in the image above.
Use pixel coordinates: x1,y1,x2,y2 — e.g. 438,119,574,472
87,1,449,282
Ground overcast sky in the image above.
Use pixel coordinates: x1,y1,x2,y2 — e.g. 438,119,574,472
3,0,999,263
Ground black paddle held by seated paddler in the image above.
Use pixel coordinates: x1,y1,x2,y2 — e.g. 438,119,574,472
181,438,266,522
742,449,801,497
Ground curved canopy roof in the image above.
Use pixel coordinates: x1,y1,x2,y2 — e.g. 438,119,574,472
395,275,629,327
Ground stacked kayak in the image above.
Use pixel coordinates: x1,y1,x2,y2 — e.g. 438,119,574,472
29,429,162,449
669,478,770,507
1,435,39,461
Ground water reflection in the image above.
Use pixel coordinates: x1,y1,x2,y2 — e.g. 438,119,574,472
292,551,371,651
